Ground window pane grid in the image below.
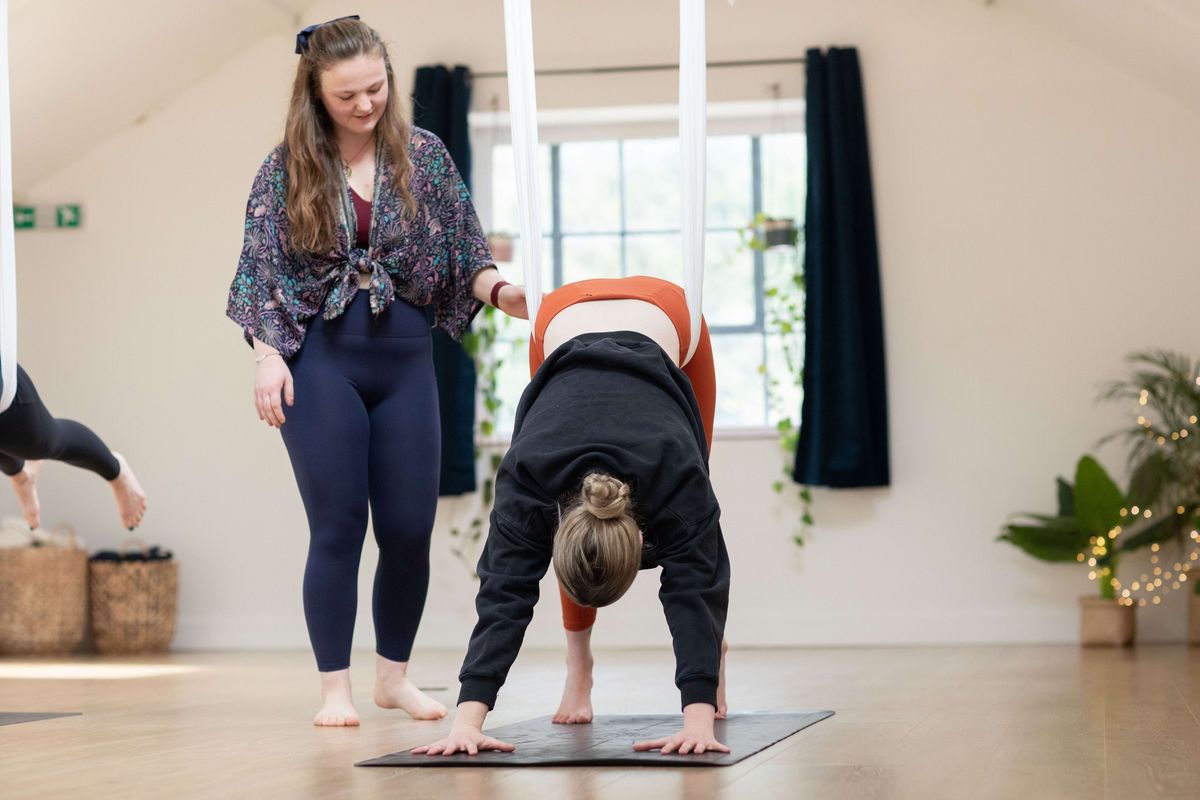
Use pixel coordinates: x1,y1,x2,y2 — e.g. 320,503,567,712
487,130,804,432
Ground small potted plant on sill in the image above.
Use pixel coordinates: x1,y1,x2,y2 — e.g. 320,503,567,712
486,231,514,263
998,455,1193,646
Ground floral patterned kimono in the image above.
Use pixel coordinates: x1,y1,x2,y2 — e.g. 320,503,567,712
226,127,493,357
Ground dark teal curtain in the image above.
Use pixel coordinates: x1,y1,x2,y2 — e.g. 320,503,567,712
793,47,890,488
412,65,478,495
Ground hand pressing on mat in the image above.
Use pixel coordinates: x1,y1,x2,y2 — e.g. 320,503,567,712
412,701,515,756
632,703,730,756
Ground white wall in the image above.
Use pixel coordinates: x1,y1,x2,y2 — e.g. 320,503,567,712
5,0,1198,656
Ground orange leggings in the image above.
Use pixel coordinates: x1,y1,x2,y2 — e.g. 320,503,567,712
527,277,715,632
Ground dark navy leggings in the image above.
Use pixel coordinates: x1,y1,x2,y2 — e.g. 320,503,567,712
0,365,121,481
280,292,440,672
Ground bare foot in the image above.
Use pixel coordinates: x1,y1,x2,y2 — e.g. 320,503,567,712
109,452,147,529
549,666,592,724
314,669,360,727
716,638,729,719
374,654,447,720
9,461,42,529
554,626,594,724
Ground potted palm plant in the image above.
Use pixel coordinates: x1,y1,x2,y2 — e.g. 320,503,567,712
1098,349,1200,644
998,456,1193,646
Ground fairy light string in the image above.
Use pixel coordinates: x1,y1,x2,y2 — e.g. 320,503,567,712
1080,377,1200,607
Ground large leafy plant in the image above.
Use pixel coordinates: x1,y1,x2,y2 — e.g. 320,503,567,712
998,456,1189,602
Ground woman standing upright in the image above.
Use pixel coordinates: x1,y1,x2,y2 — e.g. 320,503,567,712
227,16,526,727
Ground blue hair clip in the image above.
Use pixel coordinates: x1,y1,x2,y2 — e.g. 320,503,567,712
295,14,361,55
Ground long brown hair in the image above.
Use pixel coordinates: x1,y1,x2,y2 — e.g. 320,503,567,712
284,18,417,254
553,473,642,608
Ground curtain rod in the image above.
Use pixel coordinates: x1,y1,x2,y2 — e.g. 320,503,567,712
470,57,805,80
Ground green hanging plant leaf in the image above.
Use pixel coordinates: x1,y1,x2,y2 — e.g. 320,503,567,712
1116,510,1190,552
1126,450,1175,508
1055,477,1074,518
1073,456,1125,536
997,521,1089,562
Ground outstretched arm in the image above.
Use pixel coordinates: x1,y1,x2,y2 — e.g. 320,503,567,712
471,267,529,320
636,509,731,754
413,507,550,755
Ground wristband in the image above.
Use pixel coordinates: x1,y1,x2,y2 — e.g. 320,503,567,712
489,280,511,308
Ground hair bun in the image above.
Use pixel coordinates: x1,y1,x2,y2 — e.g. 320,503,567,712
581,473,630,520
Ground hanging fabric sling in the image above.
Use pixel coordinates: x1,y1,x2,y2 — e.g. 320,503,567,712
0,0,17,413
502,0,706,364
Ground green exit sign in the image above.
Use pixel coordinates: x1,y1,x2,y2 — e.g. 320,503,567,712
9,203,83,230
56,204,82,228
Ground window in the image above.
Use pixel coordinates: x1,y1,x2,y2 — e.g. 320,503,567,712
470,102,805,435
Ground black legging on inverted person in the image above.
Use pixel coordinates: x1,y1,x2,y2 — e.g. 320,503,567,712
0,365,121,481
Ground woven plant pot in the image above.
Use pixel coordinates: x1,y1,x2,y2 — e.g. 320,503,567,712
1079,596,1136,647
89,556,178,654
0,545,88,654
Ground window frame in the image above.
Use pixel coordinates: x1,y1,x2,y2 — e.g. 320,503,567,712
469,99,805,441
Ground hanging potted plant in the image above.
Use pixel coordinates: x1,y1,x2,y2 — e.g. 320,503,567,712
742,212,799,252
997,455,1195,646
761,217,799,250
738,213,812,547
486,231,515,263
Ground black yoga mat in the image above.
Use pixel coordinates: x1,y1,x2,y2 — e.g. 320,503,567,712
0,712,81,727
358,710,833,767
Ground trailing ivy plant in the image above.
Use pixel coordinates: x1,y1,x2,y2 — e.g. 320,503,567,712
741,211,813,547
447,305,523,578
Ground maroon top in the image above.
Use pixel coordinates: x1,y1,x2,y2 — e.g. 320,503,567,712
349,186,371,248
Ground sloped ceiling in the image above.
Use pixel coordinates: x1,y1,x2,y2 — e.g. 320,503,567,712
5,0,1200,195
1000,0,1200,115
7,0,314,194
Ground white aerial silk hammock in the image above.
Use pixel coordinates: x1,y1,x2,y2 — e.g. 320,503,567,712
502,0,706,364
0,0,17,413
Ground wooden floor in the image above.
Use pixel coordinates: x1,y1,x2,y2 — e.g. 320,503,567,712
1,645,1198,799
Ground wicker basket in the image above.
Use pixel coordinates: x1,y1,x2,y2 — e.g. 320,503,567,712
89,541,178,654
0,534,89,655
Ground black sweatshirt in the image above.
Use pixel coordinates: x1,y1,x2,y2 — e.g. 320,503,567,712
457,331,730,711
